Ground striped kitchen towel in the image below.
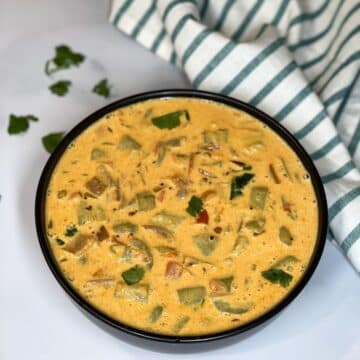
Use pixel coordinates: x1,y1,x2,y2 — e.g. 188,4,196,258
109,0,360,271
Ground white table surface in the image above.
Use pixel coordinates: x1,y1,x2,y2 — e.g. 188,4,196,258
1,1,359,359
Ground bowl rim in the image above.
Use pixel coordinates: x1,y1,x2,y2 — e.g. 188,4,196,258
35,89,328,343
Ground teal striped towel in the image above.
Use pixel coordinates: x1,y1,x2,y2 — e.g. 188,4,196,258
110,0,360,271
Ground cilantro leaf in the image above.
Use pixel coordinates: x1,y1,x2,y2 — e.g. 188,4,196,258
56,238,65,246
261,268,293,288
151,110,190,130
230,173,254,200
92,79,111,98
49,80,71,96
122,265,145,285
7,114,38,135
186,196,203,217
64,224,77,237
45,45,85,75
42,132,64,154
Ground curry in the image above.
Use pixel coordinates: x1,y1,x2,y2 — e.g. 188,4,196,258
45,97,318,336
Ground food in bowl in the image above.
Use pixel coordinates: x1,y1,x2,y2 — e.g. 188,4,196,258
45,97,318,336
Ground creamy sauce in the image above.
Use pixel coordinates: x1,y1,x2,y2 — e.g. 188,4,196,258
46,98,318,336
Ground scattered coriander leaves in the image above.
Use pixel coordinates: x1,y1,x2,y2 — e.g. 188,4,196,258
49,80,71,96
42,132,64,154
7,114,38,135
64,224,78,237
45,45,85,75
56,238,65,246
261,268,293,288
186,196,203,217
230,173,254,200
122,265,145,285
92,78,111,98
151,110,190,130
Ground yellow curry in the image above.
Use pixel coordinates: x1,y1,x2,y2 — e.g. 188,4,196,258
45,98,318,336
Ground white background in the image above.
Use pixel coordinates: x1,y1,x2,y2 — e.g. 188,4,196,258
1,1,359,359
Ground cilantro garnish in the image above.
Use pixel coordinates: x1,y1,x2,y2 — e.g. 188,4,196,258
122,265,145,285
42,132,64,154
7,114,38,135
45,45,85,75
49,80,71,96
92,79,111,98
151,110,190,130
230,173,254,200
186,196,203,217
64,224,78,237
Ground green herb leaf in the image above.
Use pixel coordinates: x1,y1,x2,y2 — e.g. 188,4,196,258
261,268,293,288
122,265,145,285
92,78,111,98
56,238,65,246
42,132,64,153
7,114,38,135
151,110,190,130
49,80,71,96
64,224,77,237
230,173,254,200
186,196,203,217
45,45,85,75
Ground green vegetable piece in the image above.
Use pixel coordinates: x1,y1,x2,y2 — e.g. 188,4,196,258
92,78,111,98
64,224,77,237
56,238,65,246
245,217,265,235
110,244,132,262
156,143,167,164
177,286,206,306
122,265,145,285
77,202,106,225
113,221,138,234
261,268,293,287
272,256,299,271
135,191,155,211
186,196,203,217
151,110,190,130
230,173,254,200
250,186,268,209
118,134,141,151
143,225,174,241
49,80,71,96
173,316,190,334
42,132,64,154
155,246,178,254
149,305,163,323
219,276,233,292
165,137,184,147
91,148,106,160
45,45,85,75
279,226,293,245
7,114,38,135
213,300,251,314
193,233,219,256
244,141,265,154
210,276,234,296
203,129,228,144
232,235,249,255
131,238,153,269
152,211,183,231
114,282,149,302
85,176,107,196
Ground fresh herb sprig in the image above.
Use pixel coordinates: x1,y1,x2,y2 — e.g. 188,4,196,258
49,80,71,96
7,114,38,135
42,132,64,154
45,45,85,75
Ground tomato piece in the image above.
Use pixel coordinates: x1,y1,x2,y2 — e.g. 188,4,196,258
196,209,209,224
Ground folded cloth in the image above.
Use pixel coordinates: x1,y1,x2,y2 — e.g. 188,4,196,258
109,0,360,271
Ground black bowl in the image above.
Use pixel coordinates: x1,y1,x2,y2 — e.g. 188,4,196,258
35,89,328,344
